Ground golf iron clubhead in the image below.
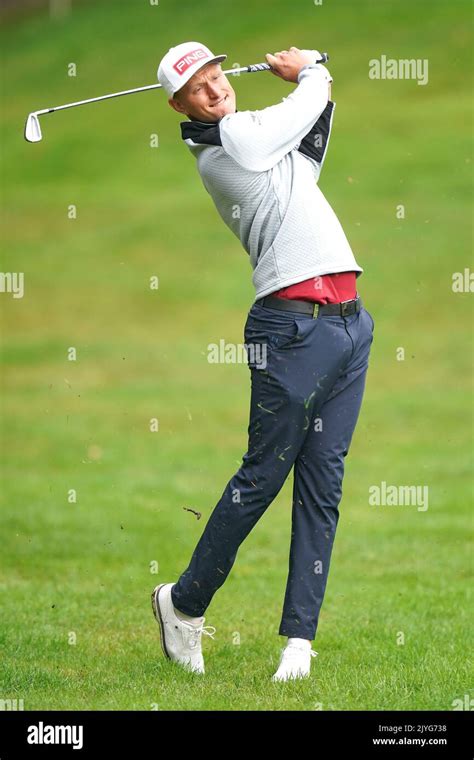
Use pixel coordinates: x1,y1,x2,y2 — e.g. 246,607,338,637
24,112,42,143
24,52,329,144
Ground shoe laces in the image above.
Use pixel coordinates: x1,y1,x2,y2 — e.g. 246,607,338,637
281,644,318,660
187,623,217,649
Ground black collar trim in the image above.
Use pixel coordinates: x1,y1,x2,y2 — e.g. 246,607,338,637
180,119,222,146
180,110,239,146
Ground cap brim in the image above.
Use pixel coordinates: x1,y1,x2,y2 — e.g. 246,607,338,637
207,54,227,66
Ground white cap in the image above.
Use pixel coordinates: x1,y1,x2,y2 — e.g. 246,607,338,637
157,42,227,97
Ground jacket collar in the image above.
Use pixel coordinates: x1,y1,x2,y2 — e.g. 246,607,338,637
180,110,238,146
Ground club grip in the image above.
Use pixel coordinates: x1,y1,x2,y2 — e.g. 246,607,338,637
248,52,329,73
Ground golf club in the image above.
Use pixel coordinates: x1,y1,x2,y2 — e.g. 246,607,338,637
24,53,329,143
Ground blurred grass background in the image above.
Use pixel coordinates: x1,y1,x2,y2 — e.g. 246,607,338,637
0,0,472,710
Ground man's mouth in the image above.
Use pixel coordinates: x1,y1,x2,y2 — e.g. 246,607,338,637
210,94,229,107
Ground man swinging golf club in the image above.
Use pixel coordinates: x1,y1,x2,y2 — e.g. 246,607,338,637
151,41,375,682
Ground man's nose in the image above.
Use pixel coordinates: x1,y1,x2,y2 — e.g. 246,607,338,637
206,82,222,99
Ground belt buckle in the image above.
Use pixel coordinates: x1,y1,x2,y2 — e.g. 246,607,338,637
340,299,353,316
312,302,319,319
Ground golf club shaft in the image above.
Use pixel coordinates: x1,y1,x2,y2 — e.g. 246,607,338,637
32,54,329,117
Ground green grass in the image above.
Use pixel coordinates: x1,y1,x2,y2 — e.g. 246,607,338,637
0,0,472,710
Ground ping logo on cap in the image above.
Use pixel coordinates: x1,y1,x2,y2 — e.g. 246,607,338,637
173,47,209,75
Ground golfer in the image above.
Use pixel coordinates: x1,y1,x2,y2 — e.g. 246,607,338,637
151,42,374,682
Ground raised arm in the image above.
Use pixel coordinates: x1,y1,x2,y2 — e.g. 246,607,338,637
218,47,333,172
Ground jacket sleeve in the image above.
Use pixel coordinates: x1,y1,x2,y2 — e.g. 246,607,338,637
218,64,333,172
296,99,336,182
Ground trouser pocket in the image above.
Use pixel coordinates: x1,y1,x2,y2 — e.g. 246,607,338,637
244,304,301,352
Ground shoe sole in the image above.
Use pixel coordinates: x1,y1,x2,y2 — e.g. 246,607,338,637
151,583,171,660
272,672,311,682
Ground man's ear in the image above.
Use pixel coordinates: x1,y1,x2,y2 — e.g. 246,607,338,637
169,97,186,115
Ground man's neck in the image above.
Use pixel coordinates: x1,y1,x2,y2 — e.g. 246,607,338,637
188,114,218,124
187,109,237,125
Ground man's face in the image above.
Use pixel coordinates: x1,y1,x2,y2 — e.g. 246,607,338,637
169,62,236,123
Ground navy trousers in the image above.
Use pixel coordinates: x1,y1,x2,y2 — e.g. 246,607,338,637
171,298,374,640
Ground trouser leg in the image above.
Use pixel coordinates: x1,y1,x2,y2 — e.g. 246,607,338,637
278,306,374,639
171,361,314,616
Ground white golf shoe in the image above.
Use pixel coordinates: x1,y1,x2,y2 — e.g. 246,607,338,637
151,583,216,674
271,640,318,682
